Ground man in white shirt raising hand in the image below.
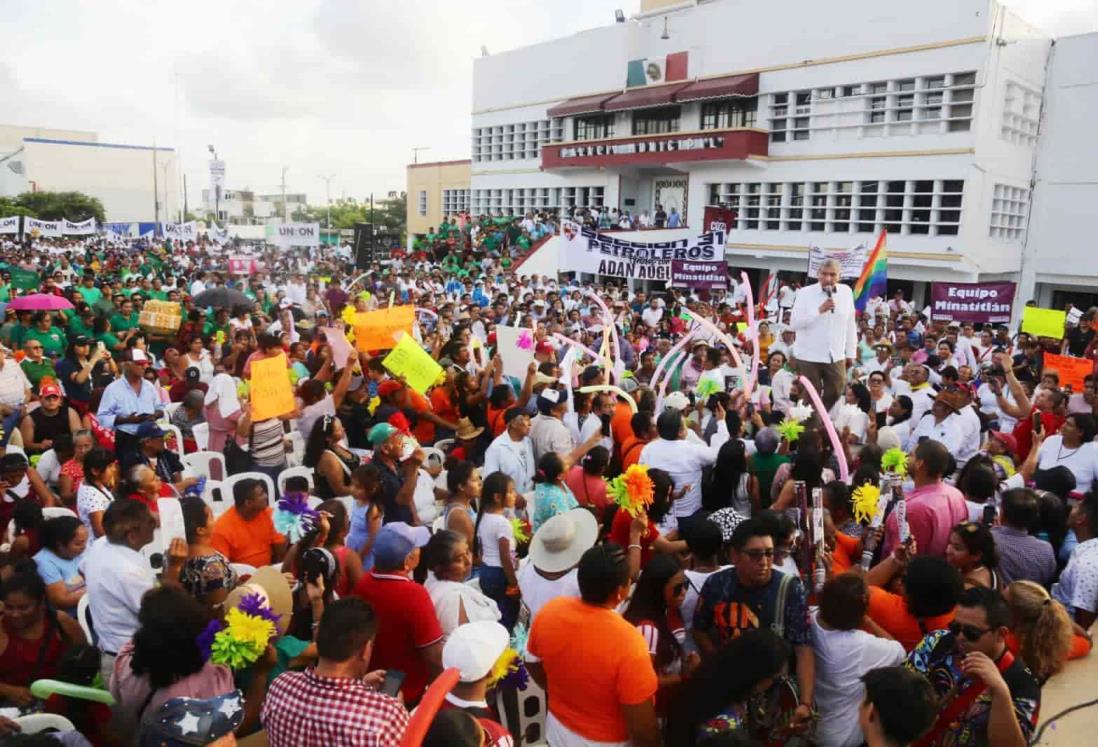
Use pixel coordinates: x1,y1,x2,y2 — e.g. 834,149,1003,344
790,259,858,410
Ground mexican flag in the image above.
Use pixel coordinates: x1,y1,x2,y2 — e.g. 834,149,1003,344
627,51,689,87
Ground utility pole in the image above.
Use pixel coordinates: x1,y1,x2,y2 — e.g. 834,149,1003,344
152,141,160,234
319,173,336,235
281,166,289,223
183,173,189,221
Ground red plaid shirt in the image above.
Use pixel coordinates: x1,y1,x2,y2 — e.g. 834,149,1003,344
262,667,409,747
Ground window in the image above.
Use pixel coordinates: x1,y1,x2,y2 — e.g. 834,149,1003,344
701,98,758,129
989,183,1029,240
441,189,469,216
472,119,559,162
707,179,963,236
1002,81,1041,147
417,190,427,216
841,85,860,98
574,115,614,140
947,71,977,131
894,94,914,122
469,185,604,216
769,94,789,142
795,92,811,114
632,106,680,135
897,79,916,93
868,95,887,123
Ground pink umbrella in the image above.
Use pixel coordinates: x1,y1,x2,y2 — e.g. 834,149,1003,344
7,294,75,311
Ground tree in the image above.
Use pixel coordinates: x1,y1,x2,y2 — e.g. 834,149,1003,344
13,191,105,222
0,197,36,218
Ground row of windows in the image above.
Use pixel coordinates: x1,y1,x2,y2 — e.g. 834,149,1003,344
708,179,964,236
571,98,758,141
769,71,977,142
470,186,605,216
1002,81,1041,147
990,183,1029,241
442,189,469,216
472,120,564,162
416,190,427,217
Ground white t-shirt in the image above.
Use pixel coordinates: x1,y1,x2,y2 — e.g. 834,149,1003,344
812,620,906,747
1037,436,1098,493
682,566,729,641
976,382,1017,432
77,483,114,536
518,563,580,623
477,512,514,568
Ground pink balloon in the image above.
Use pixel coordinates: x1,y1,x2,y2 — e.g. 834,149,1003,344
552,333,602,364
797,375,850,482
687,312,746,377
584,290,623,383
655,350,688,412
740,271,758,400
650,325,698,394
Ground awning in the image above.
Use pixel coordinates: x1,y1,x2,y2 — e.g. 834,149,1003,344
546,93,617,118
603,82,690,112
673,73,759,103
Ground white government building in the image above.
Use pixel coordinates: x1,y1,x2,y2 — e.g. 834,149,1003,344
470,0,1098,312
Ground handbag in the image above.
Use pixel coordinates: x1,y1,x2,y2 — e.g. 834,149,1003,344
224,426,255,473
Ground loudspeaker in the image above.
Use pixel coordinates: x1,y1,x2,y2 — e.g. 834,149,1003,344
353,222,374,270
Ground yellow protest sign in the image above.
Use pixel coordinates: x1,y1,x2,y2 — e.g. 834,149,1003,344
1021,307,1067,340
354,306,416,352
382,334,443,395
249,353,296,421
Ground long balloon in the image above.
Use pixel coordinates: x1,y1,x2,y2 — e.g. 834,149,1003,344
552,333,602,364
797,375,850,482
584,290,622,383
578,385,638,413
688,311,747,377
740,271,758,400
650,324,698,394
655,350,688,412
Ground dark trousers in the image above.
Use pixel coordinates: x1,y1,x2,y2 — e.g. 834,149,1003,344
794,358,847,412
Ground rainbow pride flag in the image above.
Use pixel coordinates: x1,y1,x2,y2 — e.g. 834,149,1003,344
853,230,888,312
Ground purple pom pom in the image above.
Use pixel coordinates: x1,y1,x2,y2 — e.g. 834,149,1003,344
197,619,225,661
499,661,530,691
235,592,283,627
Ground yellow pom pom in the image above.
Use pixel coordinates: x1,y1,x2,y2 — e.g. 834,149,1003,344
852,483,881,525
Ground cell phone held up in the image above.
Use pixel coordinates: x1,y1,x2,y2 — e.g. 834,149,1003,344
379,669,405,698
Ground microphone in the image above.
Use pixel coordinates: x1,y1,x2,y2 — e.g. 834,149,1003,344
824,284,834,313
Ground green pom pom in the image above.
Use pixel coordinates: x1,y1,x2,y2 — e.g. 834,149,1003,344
209,633,262,671
881,447,909,477
695,378,721,400
776,418,806,443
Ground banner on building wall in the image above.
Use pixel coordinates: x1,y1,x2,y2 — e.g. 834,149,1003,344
807,243,870,279
670,260,729,289
267,222,320,248
929,282,1016,324
163,221,197,241
559,220,725,281
23,218,62,238
62,218,97,235
0,216,20,235
702,206,737,235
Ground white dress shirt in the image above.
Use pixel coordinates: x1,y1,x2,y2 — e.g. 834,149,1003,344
790,282,858,363
954,406,983,468
81,538,157,655
483,432,536,494
529,414,575,465
639,423,730,517
906,413,962,454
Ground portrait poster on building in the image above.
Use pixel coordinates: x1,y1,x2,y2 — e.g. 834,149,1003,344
559,220,725,281
929,282,1015,324
702,206,737,235
670,260,729,289
807,244,868,278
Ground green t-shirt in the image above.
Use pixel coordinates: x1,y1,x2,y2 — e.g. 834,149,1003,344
20,359,55,391
110,312,140,332
10,323,31,349
67,318,95,341
0,283,10,303
23,327,68,358
147,290,169,301
77,285,103,306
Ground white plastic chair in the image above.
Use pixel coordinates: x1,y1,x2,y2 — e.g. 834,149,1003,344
42,506,78,519
76,593,94,644
421,446,445,471
335,495,354,519
222,470,278,508
162,424,186,457
164,401,183,420
286,431,305,467
192,422,210,450
434,438,455,453
183,450,227,481
202,480,230,518
278,465,315,494
14,713,76,734
230,563,257,579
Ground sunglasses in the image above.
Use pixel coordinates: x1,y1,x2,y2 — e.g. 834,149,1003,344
948,621,991,642
740,548,775,562
671,581,688,595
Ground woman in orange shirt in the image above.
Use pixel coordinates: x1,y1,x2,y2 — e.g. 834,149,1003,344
864,544,962,651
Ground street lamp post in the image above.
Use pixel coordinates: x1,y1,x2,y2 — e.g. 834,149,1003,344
319,173,336,236
281,166,289,222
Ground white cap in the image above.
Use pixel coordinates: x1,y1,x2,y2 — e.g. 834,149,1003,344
664,391,690,412
442,621,510,683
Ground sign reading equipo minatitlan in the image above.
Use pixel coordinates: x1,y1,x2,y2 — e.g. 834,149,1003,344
930,281,1016,324
267,222,320,248
671,260,729,289
560,220,725,281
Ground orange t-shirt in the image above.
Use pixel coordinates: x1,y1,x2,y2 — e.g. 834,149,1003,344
866,586,955,651
430,388,460,430
528,597,658,742
619,437,647,470
831,532,860,575
407,389,434,445
486,405,507,438
610,401,634,456
210,506,285,567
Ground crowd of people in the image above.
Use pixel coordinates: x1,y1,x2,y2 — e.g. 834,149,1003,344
0,214,1095,747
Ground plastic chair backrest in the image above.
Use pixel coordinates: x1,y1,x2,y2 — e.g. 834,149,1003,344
76,593,94,645
278,465,315,494
223,471,278,509
192,422,210,451
14,713,77,734
183,450,227,481
42,506,78,520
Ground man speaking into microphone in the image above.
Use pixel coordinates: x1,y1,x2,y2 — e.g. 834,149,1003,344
789,257,858,411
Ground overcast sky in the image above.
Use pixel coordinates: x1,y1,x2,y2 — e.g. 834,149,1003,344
2,0,1094,208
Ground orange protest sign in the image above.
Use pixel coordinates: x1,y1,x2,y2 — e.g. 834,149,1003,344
354,306,415,352
1043,353,1092,391
249,353,296,421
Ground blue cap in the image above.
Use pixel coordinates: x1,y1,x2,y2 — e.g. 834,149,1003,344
372,522,431,569
136,422,167,440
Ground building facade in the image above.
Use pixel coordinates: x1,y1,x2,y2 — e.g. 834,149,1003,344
1,126,180,223
406,159,471,237
467,0,1098,310
200,187,308,225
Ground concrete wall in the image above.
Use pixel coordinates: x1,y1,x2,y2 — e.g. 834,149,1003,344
406,160,471,236
22,139,180,223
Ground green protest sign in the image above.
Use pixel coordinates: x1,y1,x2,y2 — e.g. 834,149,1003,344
10,267,39,291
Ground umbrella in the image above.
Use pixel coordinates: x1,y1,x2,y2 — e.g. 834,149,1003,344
8,294,75,312
192,288,254,311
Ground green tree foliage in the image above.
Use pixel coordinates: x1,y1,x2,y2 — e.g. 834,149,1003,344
3,191,106,222
291,194,407,240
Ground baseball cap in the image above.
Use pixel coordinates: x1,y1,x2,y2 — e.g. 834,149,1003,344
372,522,431,569
39,382,62,399
129,349,151,365
990,430,1018,457
535,340,554,356
136,422,167,440
621,375,639,393
367,422,399,446
377,379,404,398
184,366,200,381
664,391,691,412
278,298,294,309
443,621,511,683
